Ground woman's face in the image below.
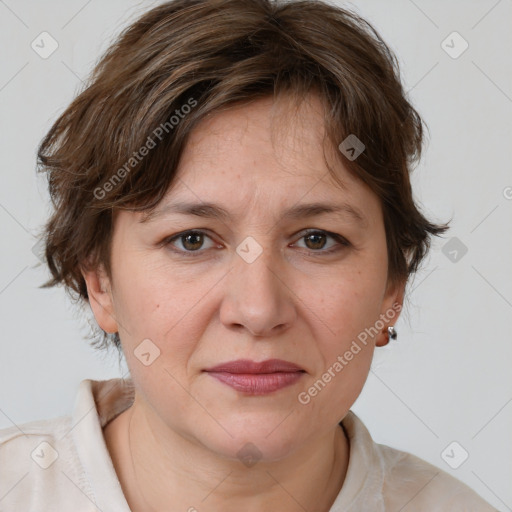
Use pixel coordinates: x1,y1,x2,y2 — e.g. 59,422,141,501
85,94,403,461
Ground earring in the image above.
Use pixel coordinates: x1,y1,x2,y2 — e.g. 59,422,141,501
387,326,397,341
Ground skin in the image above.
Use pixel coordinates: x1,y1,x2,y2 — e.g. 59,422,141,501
82,93,405,512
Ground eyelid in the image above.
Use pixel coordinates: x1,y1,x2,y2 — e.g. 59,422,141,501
163,229,219,255
163,228,350,256
292,229,350,252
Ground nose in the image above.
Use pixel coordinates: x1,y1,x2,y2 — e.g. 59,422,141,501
219,244,297,338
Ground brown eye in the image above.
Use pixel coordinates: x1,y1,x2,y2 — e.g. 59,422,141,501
294,229,350,254
165,230,217,254
181,232,205,251
304,232,327,250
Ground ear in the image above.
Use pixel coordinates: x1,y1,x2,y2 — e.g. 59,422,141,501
375,278,406,347
81,262,118,334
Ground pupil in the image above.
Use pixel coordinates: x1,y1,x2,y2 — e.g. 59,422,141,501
183,232,203,250
180,232,326,251
306,233,325,250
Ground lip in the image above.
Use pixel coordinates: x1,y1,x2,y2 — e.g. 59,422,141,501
204,359,305,395
205,358,304,374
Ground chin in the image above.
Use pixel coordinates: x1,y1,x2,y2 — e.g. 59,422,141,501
194,417,304,464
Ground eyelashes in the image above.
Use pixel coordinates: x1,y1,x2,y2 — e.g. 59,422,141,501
162,229,351,257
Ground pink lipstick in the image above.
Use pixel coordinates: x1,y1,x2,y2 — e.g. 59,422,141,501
204,359,305,395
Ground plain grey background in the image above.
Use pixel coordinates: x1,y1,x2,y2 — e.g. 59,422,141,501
0,0,511,509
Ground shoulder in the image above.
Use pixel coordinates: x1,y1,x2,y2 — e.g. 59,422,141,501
340,411,497,512
0,415,93,510
375,442,498,511
0,414,73,466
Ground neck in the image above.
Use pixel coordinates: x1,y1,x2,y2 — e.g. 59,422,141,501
105,395,350,512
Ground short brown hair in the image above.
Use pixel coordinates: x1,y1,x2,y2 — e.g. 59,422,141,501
36,0,449,351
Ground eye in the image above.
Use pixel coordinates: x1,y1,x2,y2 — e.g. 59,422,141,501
165,230,217,255
162,228,350,257
293,229,350,254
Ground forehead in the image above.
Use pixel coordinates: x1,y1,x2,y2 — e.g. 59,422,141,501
182,94,326,169
116,93,383,234
154,94,374,212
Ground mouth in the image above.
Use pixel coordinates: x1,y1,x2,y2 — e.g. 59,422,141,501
203,359,306,395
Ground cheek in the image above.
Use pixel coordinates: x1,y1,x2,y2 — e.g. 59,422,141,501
293,262,386,408
112,257,214,362
296,278,379,420
299,263,386,344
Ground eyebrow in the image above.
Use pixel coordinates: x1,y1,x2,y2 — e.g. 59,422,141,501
139,200,368,227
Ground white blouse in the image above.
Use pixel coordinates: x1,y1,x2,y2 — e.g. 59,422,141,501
0,378,497,511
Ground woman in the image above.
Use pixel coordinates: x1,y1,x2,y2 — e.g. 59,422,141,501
0,0,498,510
